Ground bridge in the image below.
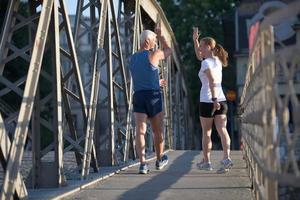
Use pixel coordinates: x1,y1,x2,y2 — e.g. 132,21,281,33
0,0,299,199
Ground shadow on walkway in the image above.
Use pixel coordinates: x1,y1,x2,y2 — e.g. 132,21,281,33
118,151,198,200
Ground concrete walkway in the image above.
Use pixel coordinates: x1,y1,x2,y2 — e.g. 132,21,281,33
66,150,253,200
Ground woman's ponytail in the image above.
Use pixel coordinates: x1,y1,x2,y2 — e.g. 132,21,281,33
214,44,228,67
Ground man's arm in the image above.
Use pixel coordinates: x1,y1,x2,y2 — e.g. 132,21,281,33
153,26,172,61
157,35,172,59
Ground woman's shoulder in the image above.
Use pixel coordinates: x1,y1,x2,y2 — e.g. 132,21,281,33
205,57,222,67
203,57,216,64
201,58,213,69
214,57,223,67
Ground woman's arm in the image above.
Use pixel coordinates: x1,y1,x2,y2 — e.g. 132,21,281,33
193,27,202,60
204,69,221,110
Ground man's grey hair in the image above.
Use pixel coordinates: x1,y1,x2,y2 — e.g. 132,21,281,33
140,30,157,44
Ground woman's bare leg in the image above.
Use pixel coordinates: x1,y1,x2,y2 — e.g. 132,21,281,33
214,114,231,159
200,117,214,162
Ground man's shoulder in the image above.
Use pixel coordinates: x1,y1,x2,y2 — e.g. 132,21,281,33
132,50,148,57
130,52,140,60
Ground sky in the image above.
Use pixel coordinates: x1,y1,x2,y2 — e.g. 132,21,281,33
63,0,119,16
64,0,77,15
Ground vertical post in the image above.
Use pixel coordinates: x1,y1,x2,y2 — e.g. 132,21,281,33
30,0,40,189
99,3,115,166
82,0,108,178
32,84,41,188
175,72,180,149
53,0,65,186
265,26,277,200
107,1,115,165
123,0,140,161
229,101,234,149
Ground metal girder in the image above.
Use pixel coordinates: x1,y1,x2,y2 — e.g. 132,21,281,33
120,0,138,162
94,0,136,166
0,0,20,74
52,0,64,186
239,2,300,199
0,113,27,199
0,0,194,198
81,0,108,179
0,0,53,198
59,0,99,172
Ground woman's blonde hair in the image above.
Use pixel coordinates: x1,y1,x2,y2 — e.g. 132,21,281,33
201,37,228,67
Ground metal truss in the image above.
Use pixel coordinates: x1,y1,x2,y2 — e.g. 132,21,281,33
239,1,300,199
0,0,194,198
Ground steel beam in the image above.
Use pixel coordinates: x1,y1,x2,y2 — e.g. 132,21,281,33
0,0,54,198
0,1,194,198
82,0,108,178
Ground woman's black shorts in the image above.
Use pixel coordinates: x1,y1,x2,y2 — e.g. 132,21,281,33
199,101,228,118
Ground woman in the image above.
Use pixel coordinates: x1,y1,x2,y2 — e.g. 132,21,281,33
193,27,233,173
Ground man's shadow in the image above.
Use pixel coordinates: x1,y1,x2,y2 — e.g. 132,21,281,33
118,151,198,200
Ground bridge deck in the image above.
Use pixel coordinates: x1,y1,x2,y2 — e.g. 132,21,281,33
62,150,253,200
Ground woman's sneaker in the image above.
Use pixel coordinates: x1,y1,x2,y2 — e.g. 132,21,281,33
139,163,149,174
156,154,169,170
217,158,233,174
220,158,233,169
197,160,213,171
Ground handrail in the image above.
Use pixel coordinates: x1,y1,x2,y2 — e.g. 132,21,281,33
239,2,300,199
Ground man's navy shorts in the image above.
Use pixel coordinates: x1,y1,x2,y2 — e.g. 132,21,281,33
133,90,162,118
199,101,228,118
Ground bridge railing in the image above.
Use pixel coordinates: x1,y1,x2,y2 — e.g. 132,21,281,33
0,0,194,199
239,1,300,199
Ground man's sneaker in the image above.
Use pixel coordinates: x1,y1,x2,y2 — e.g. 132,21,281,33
139,163,149,174
156,154,168,170
197,160,213,171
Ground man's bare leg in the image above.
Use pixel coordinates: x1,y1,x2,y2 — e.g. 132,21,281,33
134,112,148,164
150,111,168,170
149,111,164,160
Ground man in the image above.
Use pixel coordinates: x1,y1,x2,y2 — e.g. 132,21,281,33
129,26,172,174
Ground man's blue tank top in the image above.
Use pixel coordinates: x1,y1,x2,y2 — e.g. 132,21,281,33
129,50,160,92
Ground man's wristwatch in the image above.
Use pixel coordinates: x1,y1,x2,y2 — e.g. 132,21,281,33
212,97,217,102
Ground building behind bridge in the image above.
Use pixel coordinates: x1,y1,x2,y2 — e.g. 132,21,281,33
234,0,300,101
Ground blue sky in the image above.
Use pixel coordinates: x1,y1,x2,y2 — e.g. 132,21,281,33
64,0,119,16
64,0,78,15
